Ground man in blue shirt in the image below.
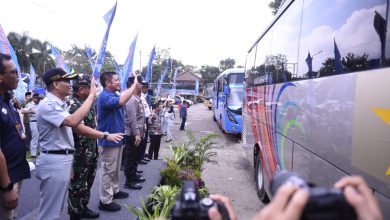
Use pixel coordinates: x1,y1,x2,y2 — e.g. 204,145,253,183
179,101,188,130
97,71,138,212
0,53,30,220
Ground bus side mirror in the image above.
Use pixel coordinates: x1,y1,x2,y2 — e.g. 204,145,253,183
223,85,229,96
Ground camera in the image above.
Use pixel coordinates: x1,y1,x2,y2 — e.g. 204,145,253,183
170,180,230,220
270,171,356,220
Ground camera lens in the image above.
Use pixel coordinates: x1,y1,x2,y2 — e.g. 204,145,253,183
200,198,214,207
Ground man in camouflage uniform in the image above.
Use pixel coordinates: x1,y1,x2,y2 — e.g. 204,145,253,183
67,74,123,220
67,74,99,219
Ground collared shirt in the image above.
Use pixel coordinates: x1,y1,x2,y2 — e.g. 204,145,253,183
24,101,39,121
0,92,30,183
180,105,187,118
68,95,98,157
140,93,151,118
148,111,161,135
124,95,145,137
97,88,124,146
37,92,74,151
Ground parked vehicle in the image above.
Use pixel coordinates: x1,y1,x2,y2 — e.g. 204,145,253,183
213,68,244,134
242,1,390,218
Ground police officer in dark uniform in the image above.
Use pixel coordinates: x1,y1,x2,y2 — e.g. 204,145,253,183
0,53,30,220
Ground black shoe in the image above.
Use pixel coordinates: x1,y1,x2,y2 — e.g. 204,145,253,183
136,173,143,178
124,182,142,190
98,201,121,212
138,160,148,165
81,208,100,219
113,191,129,199
136,170,143,174
135,176,146,183
69,213,82,220
143,157,151,162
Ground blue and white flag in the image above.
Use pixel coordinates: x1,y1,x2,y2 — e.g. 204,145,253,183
195,79,199,96
51,46,71,73
305,52,313,78
334,39,343,74
92,1,117,79
121,33,138,90
145,46,156,82
281,62,286,82
0,24,27,100
156,58,170,95
113,58,123,85
29,64,36,91
86,47,94,70
171,67,179,97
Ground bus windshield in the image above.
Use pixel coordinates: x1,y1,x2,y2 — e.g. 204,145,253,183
227,73,244,110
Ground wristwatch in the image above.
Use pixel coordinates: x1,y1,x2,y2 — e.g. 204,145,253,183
0,182,14,191
103,131,109,140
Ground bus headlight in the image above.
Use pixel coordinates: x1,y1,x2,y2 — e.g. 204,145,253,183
227,110,238,124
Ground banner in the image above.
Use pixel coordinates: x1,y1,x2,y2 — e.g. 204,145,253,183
305,52,313,78
156,58,170,96
145,46,156,82
86,47,94,70
121,33,138,90
113,58,123,85
170,67,179,97
0,24,27,100
29,64,36,91
92,1,117,79
334,39,343,74
195,79,199,96
51,46,71,73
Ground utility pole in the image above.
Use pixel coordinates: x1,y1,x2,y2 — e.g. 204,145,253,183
139,50,141,73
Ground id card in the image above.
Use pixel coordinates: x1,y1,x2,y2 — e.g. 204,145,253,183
15,123,26,140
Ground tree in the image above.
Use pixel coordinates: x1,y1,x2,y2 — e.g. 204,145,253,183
342,53,369,72
29,39,55,86
219,58,236,71
268,0,283,15
7,32,31,73
200,65,220,84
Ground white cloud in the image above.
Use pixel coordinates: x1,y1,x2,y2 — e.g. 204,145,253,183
297,3,387,76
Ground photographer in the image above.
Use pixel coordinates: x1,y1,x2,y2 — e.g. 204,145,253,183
208,176,382,220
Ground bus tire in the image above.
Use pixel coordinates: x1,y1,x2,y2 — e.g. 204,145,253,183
213,113,217,121
255,153,270,203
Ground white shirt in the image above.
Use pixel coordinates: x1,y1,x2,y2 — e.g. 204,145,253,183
140,93,151,118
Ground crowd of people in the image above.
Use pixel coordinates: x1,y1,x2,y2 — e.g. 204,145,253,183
0,52,384,220
0,53,188,220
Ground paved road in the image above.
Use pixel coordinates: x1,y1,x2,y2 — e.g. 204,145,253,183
159,103,264,219
17,103,262,219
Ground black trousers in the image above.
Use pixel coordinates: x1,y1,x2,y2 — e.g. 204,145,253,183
139,118,149,161
148,135,162,159
124,135,144,182
180,117,187,130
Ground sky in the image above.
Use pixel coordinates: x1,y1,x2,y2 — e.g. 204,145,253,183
0,0,275,70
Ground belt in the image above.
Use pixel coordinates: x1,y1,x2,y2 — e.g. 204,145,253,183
30,120,37,122
41,149,74,155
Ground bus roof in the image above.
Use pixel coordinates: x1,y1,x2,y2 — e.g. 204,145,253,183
215,68,245,80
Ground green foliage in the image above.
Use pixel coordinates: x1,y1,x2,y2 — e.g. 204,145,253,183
219,58,236,71
268,0,283,15
148,185,179,214
130,133,218,220
199,65,220,84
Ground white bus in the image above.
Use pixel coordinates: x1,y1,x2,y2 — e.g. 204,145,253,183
242,0,390,218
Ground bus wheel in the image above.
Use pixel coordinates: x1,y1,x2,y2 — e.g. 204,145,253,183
255,153,270,203
213,113,217,121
